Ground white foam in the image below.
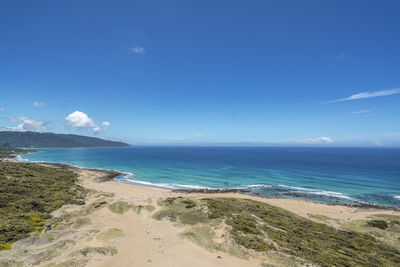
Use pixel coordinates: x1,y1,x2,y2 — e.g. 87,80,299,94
117,177,218,190
16,150,43,162
288,190,357,201
116,178,182,189
233,184,272,190
120,172,135,178
273,184,359,201
14,155,28,162
276,184,313,191
394,195,400,200
175,184,213,189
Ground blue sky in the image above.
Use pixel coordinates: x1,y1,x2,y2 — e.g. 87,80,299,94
1,0,400,146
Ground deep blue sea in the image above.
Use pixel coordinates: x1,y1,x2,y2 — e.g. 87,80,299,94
20,146,400,208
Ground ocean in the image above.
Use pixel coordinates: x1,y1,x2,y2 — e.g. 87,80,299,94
20,146,400,208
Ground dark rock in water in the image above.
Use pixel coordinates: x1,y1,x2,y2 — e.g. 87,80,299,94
367,220,388,229
93,170,121,182
281,192,307,198
172,188,250,194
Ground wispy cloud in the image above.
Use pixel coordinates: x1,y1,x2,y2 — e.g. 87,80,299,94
5,117,48,132
327,88,400,103
297,137,333,145
194,132,203,137
130,46,145,54
65,111,110,133
0,108,4,113
33,101,46,107
351,108,375,115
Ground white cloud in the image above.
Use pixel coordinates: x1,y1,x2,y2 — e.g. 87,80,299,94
65,111,96,128
194,132,203,137
65,111,109,133
351,108,375,115
130,46,145,54
93,126,101,133
33,101,46,107
328,88,400,103
297,137,333,145
6,117,47,132
93,122,110,133
0,108,4,113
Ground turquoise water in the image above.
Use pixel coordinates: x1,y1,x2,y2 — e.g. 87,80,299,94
21,146,400,208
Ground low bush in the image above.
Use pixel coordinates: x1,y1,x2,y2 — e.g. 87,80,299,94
0,162,86,250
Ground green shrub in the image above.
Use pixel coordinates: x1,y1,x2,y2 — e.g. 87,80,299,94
96,228,124,241
0,162,86,248
108,201,132,214
367,220,388,229
74,218,91,229
69,246,118,257
0,243,12,251
144,205,155,212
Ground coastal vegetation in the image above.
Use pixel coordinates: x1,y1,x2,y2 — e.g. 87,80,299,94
154,196,400,266
108,201,134,214
341,214,400,250
96,228,124,241
69,246,118,257
73,218,92,229
108,200,155,214
0,162,86,250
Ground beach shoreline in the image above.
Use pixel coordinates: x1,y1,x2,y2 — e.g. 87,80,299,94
17,147,400,210
8,155,400,211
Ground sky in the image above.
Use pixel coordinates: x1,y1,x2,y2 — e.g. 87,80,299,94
1,0,400,146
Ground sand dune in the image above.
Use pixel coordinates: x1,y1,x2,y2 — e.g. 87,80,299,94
1,165,399,266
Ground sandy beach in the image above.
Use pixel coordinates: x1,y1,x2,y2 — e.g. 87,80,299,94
1,162,399,267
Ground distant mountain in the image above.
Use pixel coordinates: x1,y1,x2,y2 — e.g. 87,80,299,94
0,131,130,148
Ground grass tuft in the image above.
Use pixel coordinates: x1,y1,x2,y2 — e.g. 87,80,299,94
179,226,221,251
69,246,118,257
96,228,124,241
144,205,155,212
0,243,13,251
74,217,91,229
308,214,332,221
85,200,107,213
108,201,132,214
